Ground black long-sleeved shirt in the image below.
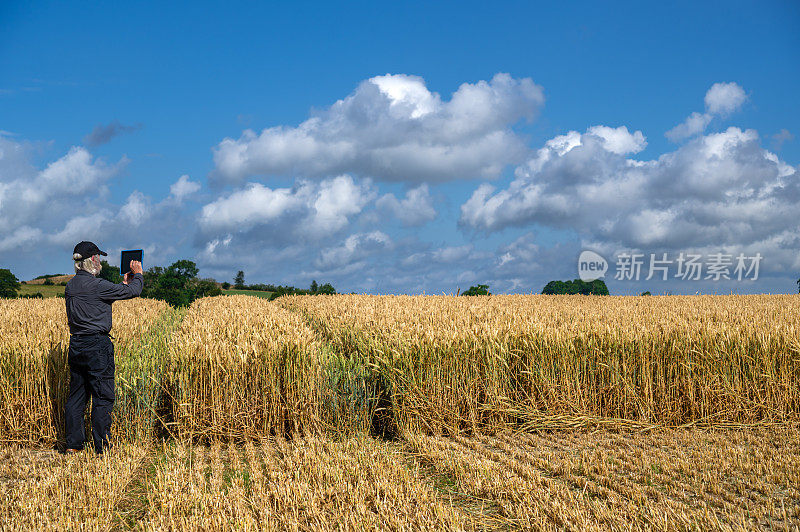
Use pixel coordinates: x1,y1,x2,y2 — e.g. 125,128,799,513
65,270,144,335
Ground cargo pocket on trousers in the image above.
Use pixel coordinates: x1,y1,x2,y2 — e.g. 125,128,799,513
83,336,105,372
104,337,115,375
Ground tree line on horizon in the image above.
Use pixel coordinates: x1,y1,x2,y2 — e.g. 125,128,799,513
2,267,800,300
459,279,609,296
0,262,338,306
227,270,336,301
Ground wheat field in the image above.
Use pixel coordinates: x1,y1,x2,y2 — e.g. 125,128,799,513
279,294,800,434
1,427,797,530
165,296,322,440
0,294,798,530
0,297,172,445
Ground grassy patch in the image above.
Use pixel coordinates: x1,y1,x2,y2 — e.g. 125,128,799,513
17,284,65,298
111,444,162,530
222,289,274,298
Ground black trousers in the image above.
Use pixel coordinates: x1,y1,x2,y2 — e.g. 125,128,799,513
64,334,115,454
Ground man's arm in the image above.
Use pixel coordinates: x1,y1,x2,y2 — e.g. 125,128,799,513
98,260,144,301
98,273,143,301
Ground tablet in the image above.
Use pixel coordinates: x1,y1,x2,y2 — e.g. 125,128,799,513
121,249,143,275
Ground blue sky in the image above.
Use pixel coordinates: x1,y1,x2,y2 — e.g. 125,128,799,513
1,0,798,294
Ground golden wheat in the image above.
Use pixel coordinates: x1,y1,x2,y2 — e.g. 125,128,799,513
0,443,150,531
4,294,800,442
139,436,471,531
0,297,170,445
2,292,799,530
165,295,323,440
280,294,800,435
2,428,795,530
404,426,800,530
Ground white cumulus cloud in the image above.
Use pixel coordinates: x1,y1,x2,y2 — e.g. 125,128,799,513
211,73,544,184
704,82,747,115
314,230,391,270
49,211,113,247
169,174,201,201
198,175,375,244
585,126,647,155
0,226,43,252
666,82,747,141
460,126,799,274
375,184,436,226
0,137,125,236
120,191,149,226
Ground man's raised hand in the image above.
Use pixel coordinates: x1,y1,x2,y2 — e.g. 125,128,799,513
123,260,143,284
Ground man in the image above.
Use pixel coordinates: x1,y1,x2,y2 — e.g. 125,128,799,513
63,241,144,455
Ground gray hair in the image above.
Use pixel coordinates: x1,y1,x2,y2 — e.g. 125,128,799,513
74,253,101,276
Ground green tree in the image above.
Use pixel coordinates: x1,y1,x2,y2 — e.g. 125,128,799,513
310,280,318,294
142,261,195,307
20,292,43,299
0,269,20,298
141,266,165,298
141,260,222,307
541,279,609,295
640,291,652,296
234,270,245,289
168,260,200,281
462,284,491,296
158,261,199,307
221,281,231,290
191,278,222,299
316,282,336,295
43,277,54,285
98,260,122,284
146,272,189,307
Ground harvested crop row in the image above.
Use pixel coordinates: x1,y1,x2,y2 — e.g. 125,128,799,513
164,295,324,440
1,429,794,530
0,443,150,531
0,298,171,445
403,426,800,530
140,436,472,531
281,294,800,435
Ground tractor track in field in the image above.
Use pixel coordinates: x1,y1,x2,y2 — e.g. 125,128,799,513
111,444,163,530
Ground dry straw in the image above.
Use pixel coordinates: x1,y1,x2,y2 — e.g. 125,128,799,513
281,294,800,436
0,297,170,445
164,295,324,441
2,293,799,444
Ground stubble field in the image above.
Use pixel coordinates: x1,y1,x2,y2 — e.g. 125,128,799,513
0,294,798,530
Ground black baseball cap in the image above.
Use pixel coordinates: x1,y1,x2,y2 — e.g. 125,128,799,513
73,241,107,260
